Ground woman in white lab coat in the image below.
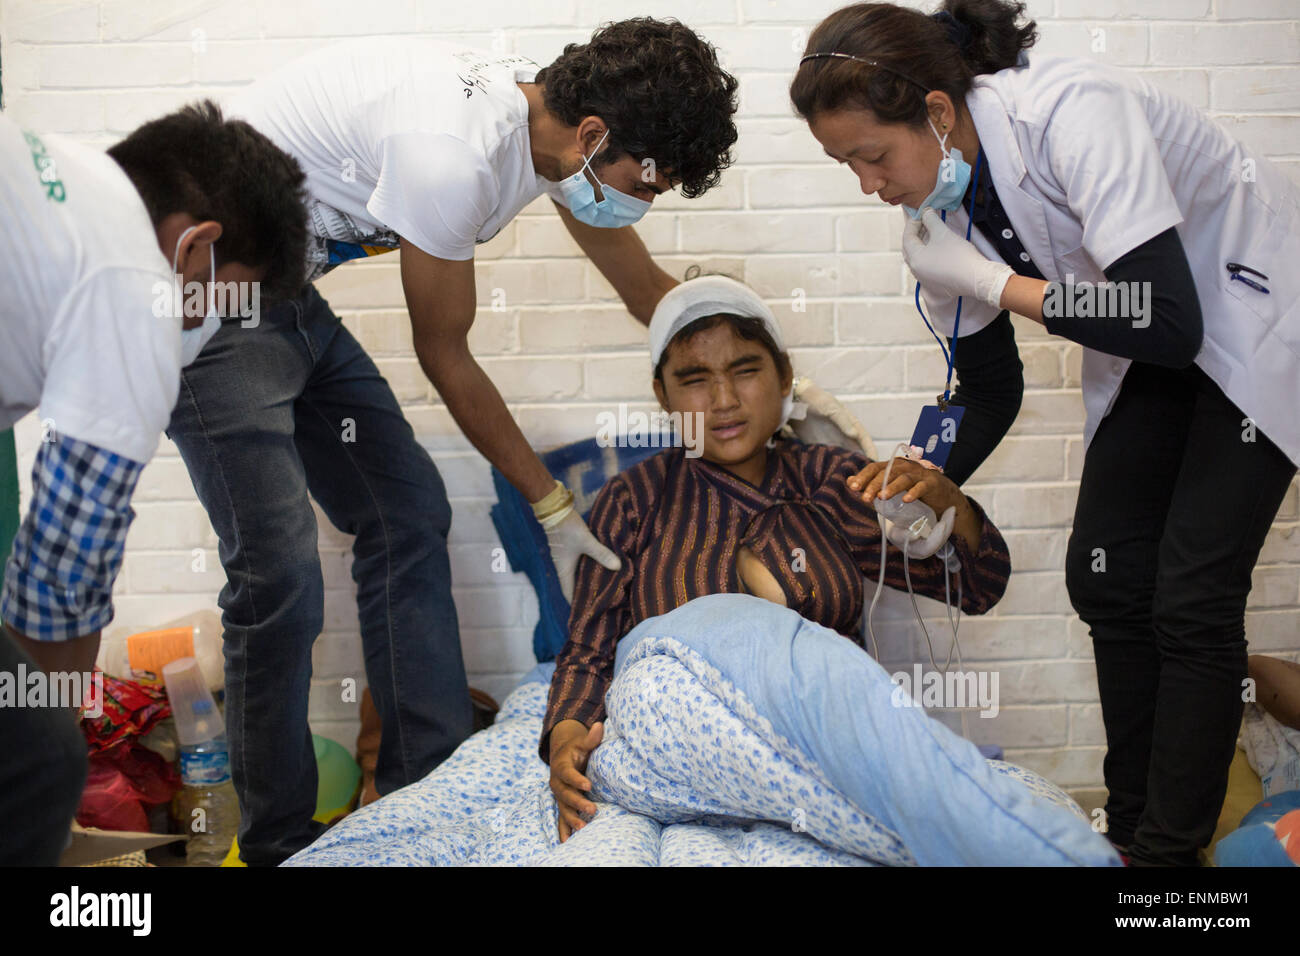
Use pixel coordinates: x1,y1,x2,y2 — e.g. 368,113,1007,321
791,0,1300,866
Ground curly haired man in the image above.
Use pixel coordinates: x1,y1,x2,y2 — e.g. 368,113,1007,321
165,19,739,865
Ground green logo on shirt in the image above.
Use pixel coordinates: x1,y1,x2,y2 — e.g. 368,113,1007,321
23,130,66,203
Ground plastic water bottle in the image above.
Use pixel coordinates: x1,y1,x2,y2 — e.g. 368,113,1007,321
163,657,240,866
175,731,240,866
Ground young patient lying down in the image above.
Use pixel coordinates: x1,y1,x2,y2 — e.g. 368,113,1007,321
544,275,1013,842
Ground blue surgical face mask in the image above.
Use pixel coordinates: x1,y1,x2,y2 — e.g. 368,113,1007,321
902,119,972,221
556,128,652,229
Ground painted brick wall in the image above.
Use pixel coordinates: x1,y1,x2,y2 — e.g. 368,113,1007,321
2,0,1297,789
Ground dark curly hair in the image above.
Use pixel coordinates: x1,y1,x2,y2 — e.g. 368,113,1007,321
535,17,739,199
108,99,309,301
791,0,1038,126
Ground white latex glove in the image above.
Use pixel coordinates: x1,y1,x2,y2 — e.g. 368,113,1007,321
788,377,878,459
902,207,1015,309
541,507,621,603
883,504,957,560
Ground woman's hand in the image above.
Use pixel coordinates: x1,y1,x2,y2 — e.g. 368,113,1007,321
848,457,961,510
847,458,981,553
548,719,604,842
903,207,1014,309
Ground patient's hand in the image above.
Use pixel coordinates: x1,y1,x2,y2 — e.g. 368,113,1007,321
549,719,604,842
848,458,980,554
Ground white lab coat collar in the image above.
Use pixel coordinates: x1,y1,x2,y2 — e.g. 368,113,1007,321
964,81,1059,281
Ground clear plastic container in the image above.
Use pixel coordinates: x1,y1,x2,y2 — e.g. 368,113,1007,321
163,657,240,866
99,610,224,693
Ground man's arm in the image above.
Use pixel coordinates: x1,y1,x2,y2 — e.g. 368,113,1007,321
552,200,678,326
3,437,143,712
6,626,100,689
401,237,622,597
399,238,557,503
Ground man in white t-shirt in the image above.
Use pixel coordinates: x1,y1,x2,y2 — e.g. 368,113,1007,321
0,104,309,864
168,18,740,865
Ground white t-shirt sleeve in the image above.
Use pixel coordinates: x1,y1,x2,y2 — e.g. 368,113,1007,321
367,131,501,261
1043,77,1184,271
41,267,181,464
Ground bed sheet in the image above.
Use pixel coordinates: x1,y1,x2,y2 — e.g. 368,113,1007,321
286,596,1116,867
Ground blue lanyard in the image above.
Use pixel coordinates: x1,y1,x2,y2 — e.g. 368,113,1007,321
913,147,985,406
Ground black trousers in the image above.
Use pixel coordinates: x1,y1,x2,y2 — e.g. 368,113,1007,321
1065,360,1296,865
0,631,87,865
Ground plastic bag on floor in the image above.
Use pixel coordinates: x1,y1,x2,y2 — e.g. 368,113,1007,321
76,743,181,832
76,670,181,832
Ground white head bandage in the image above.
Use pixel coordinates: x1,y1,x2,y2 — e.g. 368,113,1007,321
649,275,795,428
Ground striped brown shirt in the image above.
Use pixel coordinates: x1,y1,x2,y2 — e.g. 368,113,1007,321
540,438,1012,760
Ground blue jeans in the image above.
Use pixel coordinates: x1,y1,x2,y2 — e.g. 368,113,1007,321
167,284,472,866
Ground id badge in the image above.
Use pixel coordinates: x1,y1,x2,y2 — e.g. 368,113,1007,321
909,404,965,470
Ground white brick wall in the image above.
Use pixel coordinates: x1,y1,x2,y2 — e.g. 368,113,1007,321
2,0,1297,790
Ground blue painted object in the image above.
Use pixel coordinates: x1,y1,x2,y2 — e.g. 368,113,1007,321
1214,789,1300,867
490,434,671,662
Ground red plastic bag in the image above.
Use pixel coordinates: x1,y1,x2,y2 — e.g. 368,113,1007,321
76,741,182,832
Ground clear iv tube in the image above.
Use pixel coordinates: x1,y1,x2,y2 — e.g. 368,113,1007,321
903,546,963,672
865,443,964,673
866,442,912,661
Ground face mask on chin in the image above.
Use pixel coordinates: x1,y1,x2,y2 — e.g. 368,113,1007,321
902,118,972,221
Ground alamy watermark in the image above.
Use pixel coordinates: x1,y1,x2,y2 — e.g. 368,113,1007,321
151,276,261,328
595,405,706,458
890,663,999,718
50,886,150,935
0,665,103,718
1043,275,1152,329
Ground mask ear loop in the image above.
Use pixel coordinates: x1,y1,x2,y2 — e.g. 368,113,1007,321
928,117,953,164
172,224,218,324
579,128,612,187
171,224,198,275
207,241,216,319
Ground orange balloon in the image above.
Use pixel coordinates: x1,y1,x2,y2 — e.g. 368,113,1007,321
1274,809,1300,866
